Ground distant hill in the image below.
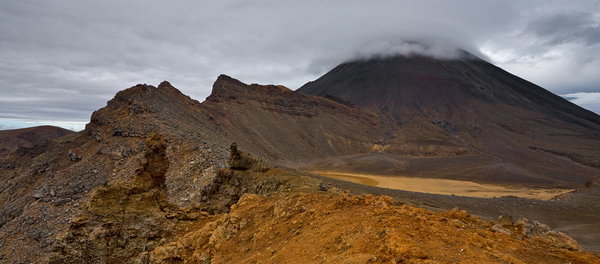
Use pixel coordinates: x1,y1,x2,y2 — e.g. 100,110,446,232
0,126,73,157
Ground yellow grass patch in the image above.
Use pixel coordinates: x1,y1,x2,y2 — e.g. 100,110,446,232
309,170,573,200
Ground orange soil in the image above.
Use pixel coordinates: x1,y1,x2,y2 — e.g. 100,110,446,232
150,193,599,263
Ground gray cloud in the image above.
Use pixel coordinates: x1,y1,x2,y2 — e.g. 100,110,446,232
0,0,599,130
480,1,600,95
524,11,600,46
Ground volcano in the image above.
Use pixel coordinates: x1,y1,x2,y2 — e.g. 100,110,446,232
297,52,600,186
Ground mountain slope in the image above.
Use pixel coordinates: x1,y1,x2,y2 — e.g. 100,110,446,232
202,75,382,161
297,53,600,186
0,126,73,157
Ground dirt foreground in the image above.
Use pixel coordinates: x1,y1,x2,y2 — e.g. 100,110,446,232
148,192,598,264
310,170,574,200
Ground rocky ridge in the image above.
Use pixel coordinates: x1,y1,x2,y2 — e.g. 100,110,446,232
1,75,378,263
49,135,326,263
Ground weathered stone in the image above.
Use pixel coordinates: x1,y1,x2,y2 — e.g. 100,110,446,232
319,183,330,192
228,143,268,172
496,215,513,227
68,150,81,162
515,218,582,251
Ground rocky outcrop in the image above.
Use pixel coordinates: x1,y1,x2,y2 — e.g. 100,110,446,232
228,143,268,172
49,137,325,263
515,218,582,251
489,216,582,251
198,144,323,214
132,133,170,191
49,134,183,263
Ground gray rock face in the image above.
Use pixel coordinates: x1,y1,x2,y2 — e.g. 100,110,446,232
514,218,582,251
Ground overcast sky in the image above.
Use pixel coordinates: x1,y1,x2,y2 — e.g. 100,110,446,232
1,0,599,131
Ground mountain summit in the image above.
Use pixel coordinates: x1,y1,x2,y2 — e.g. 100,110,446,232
298,53,600,127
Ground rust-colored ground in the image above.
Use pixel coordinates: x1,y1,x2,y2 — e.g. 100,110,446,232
310,170,573,200
150,193,599,264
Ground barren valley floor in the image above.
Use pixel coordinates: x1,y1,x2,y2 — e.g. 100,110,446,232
309,170,574,200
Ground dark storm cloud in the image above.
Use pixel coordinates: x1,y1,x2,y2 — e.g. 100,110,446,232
0,0,599,130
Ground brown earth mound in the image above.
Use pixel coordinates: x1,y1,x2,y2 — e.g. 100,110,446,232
0,125,73,157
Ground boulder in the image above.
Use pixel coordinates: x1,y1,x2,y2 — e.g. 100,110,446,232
228,143,268,172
